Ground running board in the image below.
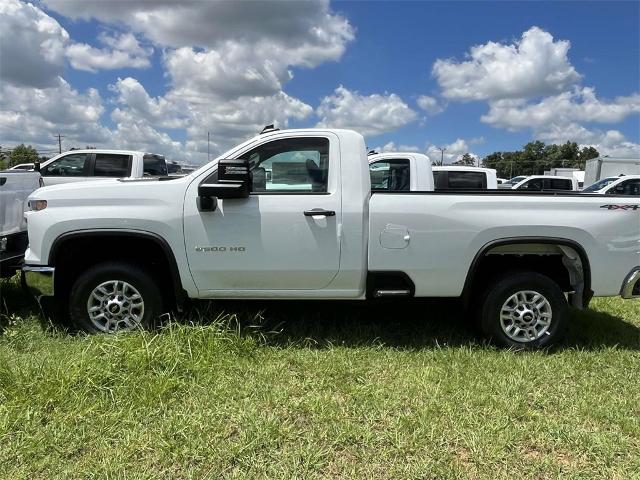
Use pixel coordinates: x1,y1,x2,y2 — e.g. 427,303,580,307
373,289,411,298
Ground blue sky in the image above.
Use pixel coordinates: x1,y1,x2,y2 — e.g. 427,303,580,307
1,0,638,163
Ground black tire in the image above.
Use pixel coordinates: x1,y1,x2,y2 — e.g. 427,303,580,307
69,261,162,333
479,271,568,349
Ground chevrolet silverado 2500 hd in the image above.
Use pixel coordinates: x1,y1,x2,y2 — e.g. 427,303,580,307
22,128,640,348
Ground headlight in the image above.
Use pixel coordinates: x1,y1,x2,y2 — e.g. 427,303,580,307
29,200,47,211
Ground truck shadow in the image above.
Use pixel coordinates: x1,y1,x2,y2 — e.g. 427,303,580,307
2,278,639,351
185,299,640,352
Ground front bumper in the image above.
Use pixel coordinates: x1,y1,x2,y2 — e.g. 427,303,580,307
620,267,640,299
21,265,55,298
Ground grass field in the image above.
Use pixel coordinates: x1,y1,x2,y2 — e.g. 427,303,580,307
1,275,639,479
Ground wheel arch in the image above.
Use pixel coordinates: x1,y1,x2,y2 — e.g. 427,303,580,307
462,237,592,310
49,229,187,310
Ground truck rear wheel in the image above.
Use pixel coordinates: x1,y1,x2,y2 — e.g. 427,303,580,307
69,262,162,333
479,271,568,349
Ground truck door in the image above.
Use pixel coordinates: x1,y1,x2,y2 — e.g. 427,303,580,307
183,134,342,293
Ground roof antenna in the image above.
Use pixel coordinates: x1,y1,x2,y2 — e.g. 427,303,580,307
367,149,378,156
260,124,280,134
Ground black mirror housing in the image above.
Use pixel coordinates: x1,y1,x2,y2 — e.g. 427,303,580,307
197,158,251,211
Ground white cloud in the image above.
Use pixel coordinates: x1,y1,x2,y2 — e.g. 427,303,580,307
0,0,69,88
110,77,187,129
164,45,291,99
375,142,421,153
433,26,581,101
0,78,110,149
43,0,353,64
482,87,640,130
417,95,444,115
536,123,640,158
108,78,313,158
426,139,478,164
66,32,152,72
39,0,353,161
316,86,418,136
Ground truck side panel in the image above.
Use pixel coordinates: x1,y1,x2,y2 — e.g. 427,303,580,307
368,193,640,297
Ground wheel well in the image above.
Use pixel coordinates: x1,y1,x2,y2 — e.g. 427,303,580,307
50,232,185,310
464,240,591,309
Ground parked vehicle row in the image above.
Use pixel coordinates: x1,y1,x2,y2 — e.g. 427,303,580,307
368,152,498,191
21,127,640,349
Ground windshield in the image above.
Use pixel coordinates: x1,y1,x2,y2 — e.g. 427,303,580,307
502,176,526,186
582,177,618,192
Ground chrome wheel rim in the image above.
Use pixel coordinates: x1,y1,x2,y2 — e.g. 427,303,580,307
87,280,144,332
499,290,552,343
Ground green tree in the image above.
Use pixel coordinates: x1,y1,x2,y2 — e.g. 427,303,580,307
9,144,39,167
454,153,475,166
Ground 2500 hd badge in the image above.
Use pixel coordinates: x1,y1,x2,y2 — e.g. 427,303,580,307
195,246,246,252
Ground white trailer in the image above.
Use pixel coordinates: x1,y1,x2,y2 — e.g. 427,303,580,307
584,157,640,186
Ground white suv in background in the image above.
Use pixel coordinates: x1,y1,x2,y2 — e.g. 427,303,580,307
508,175,578,191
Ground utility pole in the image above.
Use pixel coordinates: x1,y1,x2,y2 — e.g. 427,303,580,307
437,146,446,166
54,133,65,154
207,132,210,162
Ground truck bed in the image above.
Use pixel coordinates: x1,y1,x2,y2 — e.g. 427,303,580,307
368,190,640,297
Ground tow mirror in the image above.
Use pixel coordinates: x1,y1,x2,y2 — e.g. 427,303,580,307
198,159,251,212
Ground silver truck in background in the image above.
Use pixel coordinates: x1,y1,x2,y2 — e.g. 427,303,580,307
1,170,43,277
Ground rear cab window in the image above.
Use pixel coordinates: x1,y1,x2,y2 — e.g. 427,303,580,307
370,159,410,191
434,171,487,189
143,154,168,176
93,153,132,177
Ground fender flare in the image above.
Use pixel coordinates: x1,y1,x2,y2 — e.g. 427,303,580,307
49,229,188,307
461,236,592,309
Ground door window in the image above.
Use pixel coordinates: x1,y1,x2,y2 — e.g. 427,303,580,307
609,179,640,196
94,154,131,177
370,159,410,191
239,137,330,193
41,153,88,177
521,178,543,190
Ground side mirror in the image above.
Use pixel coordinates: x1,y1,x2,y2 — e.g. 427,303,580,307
198,159,251,212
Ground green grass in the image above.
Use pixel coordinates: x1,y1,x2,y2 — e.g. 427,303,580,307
1,276,639,479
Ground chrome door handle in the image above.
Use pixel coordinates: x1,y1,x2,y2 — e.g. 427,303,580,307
303,209,336,217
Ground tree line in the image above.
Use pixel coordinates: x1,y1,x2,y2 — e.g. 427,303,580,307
0,144,42,170
479,141,599,179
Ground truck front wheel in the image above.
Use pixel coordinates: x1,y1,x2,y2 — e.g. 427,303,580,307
69,262,162,333
479,271,568,349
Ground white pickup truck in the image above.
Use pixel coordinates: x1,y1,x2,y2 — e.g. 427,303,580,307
37,149,168,185
1,170,43,277
22,128,640,348
368,153,498,191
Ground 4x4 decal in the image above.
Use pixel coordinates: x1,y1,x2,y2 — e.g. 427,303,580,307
600,204,640,211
